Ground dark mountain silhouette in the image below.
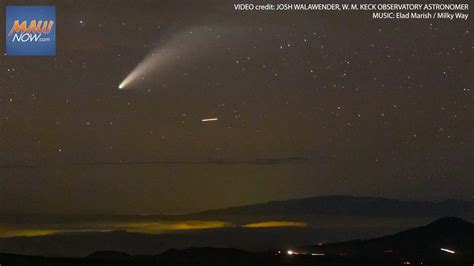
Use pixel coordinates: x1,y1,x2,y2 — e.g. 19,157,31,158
0,217,473,265
0,196,472,258
1,196,471,225
194,195,474,217
86,250,131,259
157,247,274,266
297,217,474,260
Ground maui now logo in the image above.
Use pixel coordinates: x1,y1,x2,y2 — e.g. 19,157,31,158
6,6,56,56
8,20,54,42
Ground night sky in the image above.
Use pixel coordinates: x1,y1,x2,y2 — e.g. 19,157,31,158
0,0,472,215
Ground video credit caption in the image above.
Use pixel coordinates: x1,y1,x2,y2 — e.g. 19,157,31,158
234,3,470,20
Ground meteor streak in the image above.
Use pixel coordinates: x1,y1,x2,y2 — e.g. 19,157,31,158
202,118,218,122
440,248,455,254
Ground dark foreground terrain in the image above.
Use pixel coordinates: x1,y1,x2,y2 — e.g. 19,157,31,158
1,217,473,266
1,248,472,266
2,196,473,257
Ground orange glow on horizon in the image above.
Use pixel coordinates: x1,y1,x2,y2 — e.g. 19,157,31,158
0,220,231,238
0,220,308,238
119,220,230,234
242,221,307,228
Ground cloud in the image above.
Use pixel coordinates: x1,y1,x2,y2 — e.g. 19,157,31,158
242,221,307,228
1,157,308,169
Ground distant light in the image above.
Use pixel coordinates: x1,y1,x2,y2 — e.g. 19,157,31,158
202,118,218,122
118,83,124,89
403,262,411,265
441,248,455,254
311,253,325,256
287,250,298,255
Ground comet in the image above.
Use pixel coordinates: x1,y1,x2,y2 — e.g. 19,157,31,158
118,45,178,90
118,26,228,90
